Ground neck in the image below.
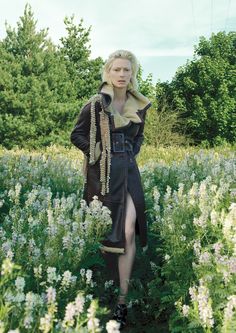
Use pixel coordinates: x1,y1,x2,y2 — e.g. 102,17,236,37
113,86,128,102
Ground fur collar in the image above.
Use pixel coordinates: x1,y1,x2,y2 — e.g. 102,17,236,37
98,82,151,129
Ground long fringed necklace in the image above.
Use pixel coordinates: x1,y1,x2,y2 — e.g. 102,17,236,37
89,94,111,196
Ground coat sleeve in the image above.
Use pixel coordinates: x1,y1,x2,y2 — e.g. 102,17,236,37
70,102,91,157
133,104,151,157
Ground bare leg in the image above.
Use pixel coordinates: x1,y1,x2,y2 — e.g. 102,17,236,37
117,192,136,304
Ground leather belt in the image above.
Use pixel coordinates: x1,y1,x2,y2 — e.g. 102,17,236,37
111,133,133,153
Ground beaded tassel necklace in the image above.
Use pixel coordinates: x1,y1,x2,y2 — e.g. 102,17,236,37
89,94,111,196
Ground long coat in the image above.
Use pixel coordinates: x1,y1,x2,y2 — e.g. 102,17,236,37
70,82,151,254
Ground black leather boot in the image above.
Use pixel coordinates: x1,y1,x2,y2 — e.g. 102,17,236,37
112,303,128,330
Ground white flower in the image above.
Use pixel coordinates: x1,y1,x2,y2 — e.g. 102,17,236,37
199,252,211,265
106,319,120,333
80,268,86,277
39,313,53,332
104,280,114,289
46,267,60,284
87,317,101,332
34,264,43,279
86,269,93,284
193,240,201,256
61,270,72,288
46,287,56,304
23,314,34,329
223,295,236,321
164,254,170,261
1,258,14,275
15,276,25,292
14,292,25,303
63,302,76,327
182,304,190,317
75,294,85,314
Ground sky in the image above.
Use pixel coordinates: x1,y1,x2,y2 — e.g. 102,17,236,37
0,0,235,83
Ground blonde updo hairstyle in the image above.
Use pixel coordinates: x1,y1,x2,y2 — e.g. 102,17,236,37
102,49,139,90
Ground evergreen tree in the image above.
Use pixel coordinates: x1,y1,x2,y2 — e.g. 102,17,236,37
0,5,92,149
59,15,104,100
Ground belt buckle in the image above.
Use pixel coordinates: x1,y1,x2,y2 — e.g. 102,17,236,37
112,133,125,152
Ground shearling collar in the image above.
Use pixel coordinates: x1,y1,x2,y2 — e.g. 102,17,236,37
98,82,151,129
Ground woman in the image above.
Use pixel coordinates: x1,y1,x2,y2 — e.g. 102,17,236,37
70,49,151,329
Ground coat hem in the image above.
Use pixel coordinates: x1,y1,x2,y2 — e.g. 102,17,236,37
99,245,125,254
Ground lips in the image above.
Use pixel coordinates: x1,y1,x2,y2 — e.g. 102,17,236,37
118,80,126,82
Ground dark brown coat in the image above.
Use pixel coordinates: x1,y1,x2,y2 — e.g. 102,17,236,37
70,82,151,254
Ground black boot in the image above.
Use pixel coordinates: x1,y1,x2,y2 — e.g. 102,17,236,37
112,303,128,330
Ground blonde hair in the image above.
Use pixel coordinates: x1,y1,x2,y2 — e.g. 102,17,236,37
101,49,139,90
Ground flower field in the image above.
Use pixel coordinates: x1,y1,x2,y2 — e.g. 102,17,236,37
0,144,235,332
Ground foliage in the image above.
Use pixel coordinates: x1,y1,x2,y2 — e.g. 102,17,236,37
141,148,236,332
0,144,235,332
0,4,102,150
59,15,104,100
157,31,236,147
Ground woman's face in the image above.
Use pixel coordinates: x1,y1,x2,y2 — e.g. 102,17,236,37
108,58,132,88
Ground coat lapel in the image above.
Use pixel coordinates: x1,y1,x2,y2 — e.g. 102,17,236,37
98,82,151,129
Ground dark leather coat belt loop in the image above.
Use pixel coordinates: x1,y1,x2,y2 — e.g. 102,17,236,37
112,133,133,153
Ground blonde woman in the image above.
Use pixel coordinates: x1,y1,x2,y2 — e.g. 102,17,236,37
70,50,151,329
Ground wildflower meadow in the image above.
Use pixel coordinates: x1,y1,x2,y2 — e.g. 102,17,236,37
0,144,235,332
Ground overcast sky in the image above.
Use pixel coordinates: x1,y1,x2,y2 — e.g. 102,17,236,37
0,0,235,83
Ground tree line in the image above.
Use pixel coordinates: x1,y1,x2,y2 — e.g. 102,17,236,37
0,4,235,149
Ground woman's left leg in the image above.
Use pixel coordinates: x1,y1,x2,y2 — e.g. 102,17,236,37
117,191,136,304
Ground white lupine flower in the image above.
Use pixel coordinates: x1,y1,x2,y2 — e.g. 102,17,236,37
86,269,93,284
106,319,120,333
6,249,14,260
15,276,25,292
193,240,201,256
23,314,34,329
46,286,56,304
210,209,218,226
61,270,76,288
46,267,60,284
104,280,114,289
34,264,43,278
80,268,86,277
199,252,211,265
182,305,190,317
2,241,12,255
189,286,197,302
62,234,73,250
75,294,85,314
47,209,53,224
164,254,170,261
39,313,53,333
15,182,22,196
87,318,101,332
1,258,14,275
223,295,236,321
25,292,42,310
86,294,93,301
63,302,76,327
212,242,223,258
190,281,214,329
14,292,25,303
